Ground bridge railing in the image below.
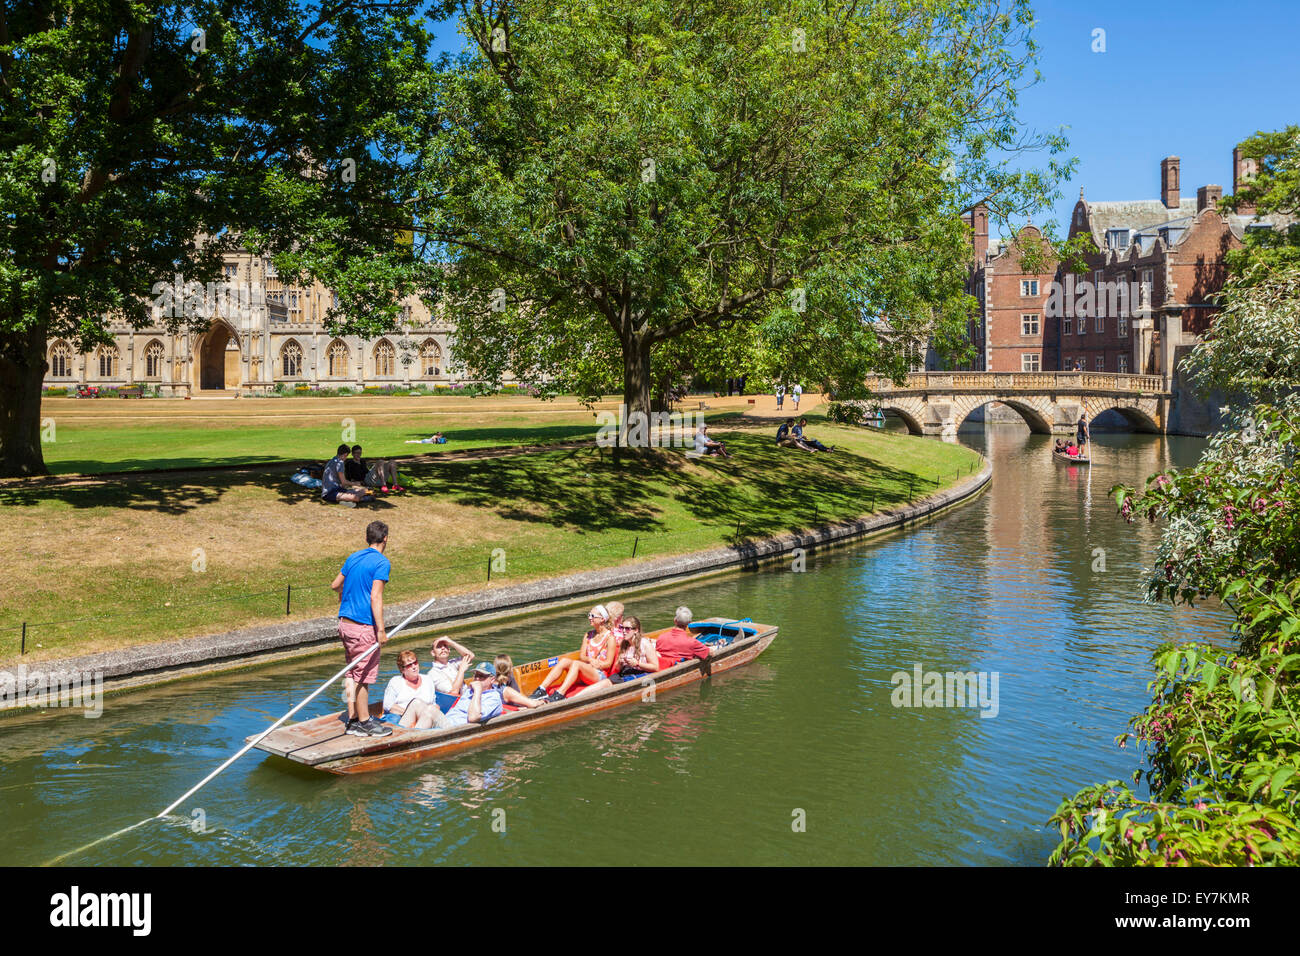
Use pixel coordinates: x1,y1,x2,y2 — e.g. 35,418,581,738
871,371,1167,393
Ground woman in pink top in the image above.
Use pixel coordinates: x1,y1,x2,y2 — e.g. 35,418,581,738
573,616,659,697
529,605,618,702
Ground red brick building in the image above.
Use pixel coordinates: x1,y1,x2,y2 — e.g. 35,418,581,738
965,144,1290,391
961,209,1058,372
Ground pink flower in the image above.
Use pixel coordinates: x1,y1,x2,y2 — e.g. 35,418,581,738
1194,800,1207,811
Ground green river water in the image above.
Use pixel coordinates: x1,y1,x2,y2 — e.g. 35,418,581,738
1,425,1231,866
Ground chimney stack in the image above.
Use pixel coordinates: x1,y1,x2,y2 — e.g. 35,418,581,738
1233,145,1257,216
971,203,989,263
1160,156,1180,209
1196,185,1223,214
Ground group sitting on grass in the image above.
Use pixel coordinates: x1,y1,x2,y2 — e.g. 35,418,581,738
320,443,404,507
378,603,723,730
776,418,833,452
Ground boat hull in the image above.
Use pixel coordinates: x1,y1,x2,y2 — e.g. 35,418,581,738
1053,450,1090,465
249,618,777,774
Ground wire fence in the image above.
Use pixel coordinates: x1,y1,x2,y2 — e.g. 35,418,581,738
3,461,983,656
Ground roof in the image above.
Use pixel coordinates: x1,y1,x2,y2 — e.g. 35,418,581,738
1081,198,1199,248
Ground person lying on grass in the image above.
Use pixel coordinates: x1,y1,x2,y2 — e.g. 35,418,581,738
322,443,375,507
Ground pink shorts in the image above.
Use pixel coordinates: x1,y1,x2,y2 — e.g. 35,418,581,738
339,618,381,685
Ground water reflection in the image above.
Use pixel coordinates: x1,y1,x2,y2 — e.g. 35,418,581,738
1,423,1233,867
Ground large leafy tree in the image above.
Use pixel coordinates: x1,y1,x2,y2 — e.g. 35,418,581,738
1222,125,1300,277
0,0,440,477
426,0,1070,415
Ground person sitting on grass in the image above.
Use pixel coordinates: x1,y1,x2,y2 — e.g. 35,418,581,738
382,649,446,729
693,423,731,458
529,606,618,702
776,418,816,451
444,656,545,727
574,616,659,697
347,444,404,493
792,418,833,452
321,443,374,507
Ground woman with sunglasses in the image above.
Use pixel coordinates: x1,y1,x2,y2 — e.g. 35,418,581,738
381,649,448,729
574,615,658,697
529,605,617,702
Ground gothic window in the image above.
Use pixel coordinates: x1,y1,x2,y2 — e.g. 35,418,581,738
97,345,120,378
281,340,303,377
374,340,395,377
144,340,165,379
327,339,350,377
49,341,73,378
420,339,442,377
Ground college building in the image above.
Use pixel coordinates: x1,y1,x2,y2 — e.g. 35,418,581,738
963,144,1291,387
42,249,460,395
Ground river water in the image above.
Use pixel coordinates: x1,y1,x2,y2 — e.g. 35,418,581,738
1,425,1231,866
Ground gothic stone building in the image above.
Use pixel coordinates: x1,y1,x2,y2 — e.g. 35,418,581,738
43,250,457,395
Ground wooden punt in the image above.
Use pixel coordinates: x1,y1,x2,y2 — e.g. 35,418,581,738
1053,449,1090,465
248,617,778,774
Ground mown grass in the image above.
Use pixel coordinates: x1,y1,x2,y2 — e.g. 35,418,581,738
0,412,982,663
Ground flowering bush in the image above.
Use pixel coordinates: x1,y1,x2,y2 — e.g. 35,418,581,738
1049,268,1300,866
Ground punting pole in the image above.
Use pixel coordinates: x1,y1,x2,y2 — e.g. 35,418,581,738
155,594,439,819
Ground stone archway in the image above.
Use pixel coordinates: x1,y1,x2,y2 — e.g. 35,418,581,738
197,322,240,390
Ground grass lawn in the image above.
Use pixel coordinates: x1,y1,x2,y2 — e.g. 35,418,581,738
36,393,746,475
0,408,981,664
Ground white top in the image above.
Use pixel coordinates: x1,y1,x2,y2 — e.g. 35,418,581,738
693,428,710,454
383,673,438,714
792,384,802,396
617,636,658,671
427,658,464,694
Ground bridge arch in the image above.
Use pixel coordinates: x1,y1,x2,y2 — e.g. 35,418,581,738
953,397,1054,434
1086,399,1160,433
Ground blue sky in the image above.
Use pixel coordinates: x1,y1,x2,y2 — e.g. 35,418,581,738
421,1,1300,239
1004,0,1300,237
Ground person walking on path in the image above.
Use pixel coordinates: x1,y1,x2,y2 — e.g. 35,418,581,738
332,520,394,737
775,383,785,410
791,383,803,411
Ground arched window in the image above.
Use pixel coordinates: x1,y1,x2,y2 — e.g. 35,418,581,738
144,340,165,379
374,339,395,377
49,341,73,378
420,339,442,378
327,339,350,377
281,339,303,378
97,345,120,378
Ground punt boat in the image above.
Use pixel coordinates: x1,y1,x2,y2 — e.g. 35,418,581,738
249,616,778,774
1053,449,1090,465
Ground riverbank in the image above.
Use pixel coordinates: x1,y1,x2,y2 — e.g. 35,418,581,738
0,454,990,707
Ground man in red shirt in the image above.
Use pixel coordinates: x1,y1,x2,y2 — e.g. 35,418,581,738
654,606,719,667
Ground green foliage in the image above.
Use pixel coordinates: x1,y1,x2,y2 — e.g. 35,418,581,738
1051,273,1300,866
1222,126,1300,277
0,0,444,474
427,0,1071,407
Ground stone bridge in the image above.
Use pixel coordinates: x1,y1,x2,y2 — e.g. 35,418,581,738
867,372,1172,437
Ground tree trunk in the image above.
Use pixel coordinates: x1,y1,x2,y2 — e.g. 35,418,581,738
0,321,51,478
621,334,653,419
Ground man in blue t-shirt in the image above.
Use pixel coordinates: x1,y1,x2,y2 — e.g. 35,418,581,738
331,521,394,737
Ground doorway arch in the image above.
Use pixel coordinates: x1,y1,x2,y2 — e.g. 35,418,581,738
198,322,240,390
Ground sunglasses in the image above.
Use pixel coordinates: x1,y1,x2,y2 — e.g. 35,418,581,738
401,661,419,669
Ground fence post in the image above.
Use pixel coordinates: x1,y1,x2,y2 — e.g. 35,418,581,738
21,622,26,656
632,536,639,558
813,503,819,525
286,584,291,616
487,554,492,582
735,518,742,538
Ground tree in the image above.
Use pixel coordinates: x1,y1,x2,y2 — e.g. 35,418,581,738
1222,125,1300,277
425,0,1071,419
0,0,441,476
